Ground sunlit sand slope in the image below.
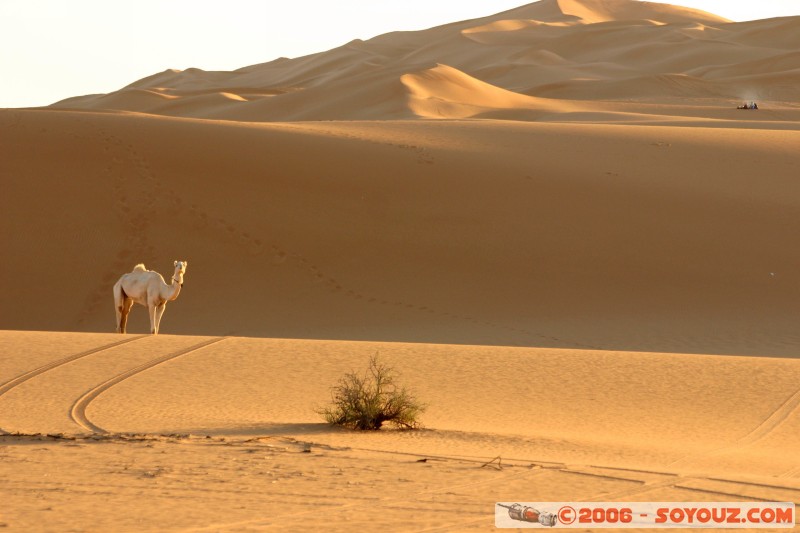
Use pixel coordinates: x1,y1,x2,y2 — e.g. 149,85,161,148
50,0,799,121
0,330,798,530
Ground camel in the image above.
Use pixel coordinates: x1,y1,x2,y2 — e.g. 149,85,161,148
113,261,187,335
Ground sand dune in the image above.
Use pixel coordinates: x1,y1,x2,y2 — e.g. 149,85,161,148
401,63,582,118
539,0,728,25
2,107,800,355
3,107,800,355
3,0,800,530
1,331,799,530
49,0,799,121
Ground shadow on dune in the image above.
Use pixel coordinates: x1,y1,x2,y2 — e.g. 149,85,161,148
176,423,339,437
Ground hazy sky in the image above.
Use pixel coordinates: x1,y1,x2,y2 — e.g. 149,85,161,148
1,1,797,108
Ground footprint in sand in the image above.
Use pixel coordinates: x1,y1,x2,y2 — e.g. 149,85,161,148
248,239,265,257
193,212,209,230
271,249,288,265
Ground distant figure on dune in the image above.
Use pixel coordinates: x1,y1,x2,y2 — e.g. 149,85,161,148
737,101,758,110
113,261,187,335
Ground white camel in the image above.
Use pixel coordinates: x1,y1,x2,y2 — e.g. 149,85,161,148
113,261,187,335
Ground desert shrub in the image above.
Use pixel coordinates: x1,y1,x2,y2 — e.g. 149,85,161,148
319,354,425,430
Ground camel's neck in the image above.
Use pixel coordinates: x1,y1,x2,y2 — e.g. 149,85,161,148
165,272,183,301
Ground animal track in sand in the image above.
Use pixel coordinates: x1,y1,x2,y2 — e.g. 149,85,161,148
248,238,266,257
86,120,444,333
395,143,435,165
77,117,595,348
270,248,288,264
282,123,436,165
71,121,166,324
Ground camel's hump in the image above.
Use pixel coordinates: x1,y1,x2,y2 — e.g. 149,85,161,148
133,264,147,272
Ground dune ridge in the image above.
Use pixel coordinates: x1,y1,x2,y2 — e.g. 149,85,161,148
400,63,584,118
48,0,799,121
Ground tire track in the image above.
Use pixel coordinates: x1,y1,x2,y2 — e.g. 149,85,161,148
188,462,541,532
735,386,800,447
669,384,800,469
302,445,800,503
70,337,227,433
588,474,688,500
193,447,797,533
575,464,800,502
779,464,800,479
0,336,147,399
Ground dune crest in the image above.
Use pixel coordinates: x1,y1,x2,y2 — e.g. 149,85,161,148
552,0,729,24
47,0,798,121
401,63,579,118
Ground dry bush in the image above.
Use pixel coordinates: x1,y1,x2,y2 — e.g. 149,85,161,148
319,354,425,430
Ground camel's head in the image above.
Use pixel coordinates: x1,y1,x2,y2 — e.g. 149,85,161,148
173,260,187,285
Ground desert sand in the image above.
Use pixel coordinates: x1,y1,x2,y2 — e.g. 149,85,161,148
1,0,800,530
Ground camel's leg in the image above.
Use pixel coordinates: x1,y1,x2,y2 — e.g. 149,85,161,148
119,298,134,334
148,302,158,335
154,303,166,335
113,280,125,333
